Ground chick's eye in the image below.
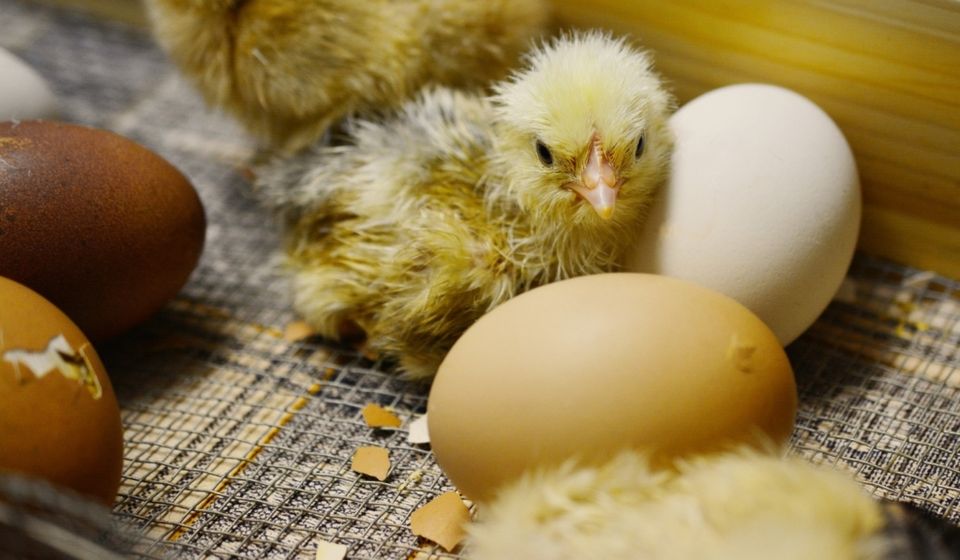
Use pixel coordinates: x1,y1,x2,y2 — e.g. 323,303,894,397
635,134,645,159
535,140,554,166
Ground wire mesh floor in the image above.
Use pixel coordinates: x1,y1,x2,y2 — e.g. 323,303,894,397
1,1,958,558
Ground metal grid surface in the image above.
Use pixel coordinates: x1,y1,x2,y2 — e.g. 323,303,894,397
1,1,958,558
106,303,453,559
790,261,960,519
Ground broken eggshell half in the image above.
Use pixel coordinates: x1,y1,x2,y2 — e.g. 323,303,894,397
0,276,123,506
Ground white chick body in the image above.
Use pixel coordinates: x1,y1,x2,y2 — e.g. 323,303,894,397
258,32,675,377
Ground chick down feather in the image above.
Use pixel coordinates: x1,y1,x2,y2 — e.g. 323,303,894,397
468,447,959,560
145,0,549,152
256,32,675,377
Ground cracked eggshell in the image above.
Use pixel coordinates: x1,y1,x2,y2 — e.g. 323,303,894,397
428,273,796,504
0,121,206,340
628,84,861,345
0,276,123,506
0,48,58,120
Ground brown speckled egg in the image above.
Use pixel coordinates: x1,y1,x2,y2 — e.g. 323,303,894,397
0,120,205,340
0,276,123,506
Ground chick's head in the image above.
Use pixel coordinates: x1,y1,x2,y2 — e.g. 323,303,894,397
491,32,675,236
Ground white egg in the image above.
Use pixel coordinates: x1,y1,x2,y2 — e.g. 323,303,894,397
628,84,861,345
0,47,58,121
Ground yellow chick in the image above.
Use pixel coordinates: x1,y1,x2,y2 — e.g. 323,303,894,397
468,447,960,560
144,0,549,152
257,32,675,377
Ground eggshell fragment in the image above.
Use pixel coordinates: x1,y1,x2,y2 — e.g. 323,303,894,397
0,121,205,340
314,540,348,560
283,320,315,342
407,414,430,445
0,48,58,120
361,403,402,429
410,492,470,552
0,276,123,506
628,84,861,344
351,446,390,481
428,273,796,503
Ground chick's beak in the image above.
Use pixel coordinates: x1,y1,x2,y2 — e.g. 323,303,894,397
572,136,619,219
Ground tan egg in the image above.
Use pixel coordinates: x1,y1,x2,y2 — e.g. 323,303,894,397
0,120,205,341
428,273,796,503
0,276,123,506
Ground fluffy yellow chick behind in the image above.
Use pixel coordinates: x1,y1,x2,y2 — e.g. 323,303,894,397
257,32,675,378
145,0,548,152
468,447,960,560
